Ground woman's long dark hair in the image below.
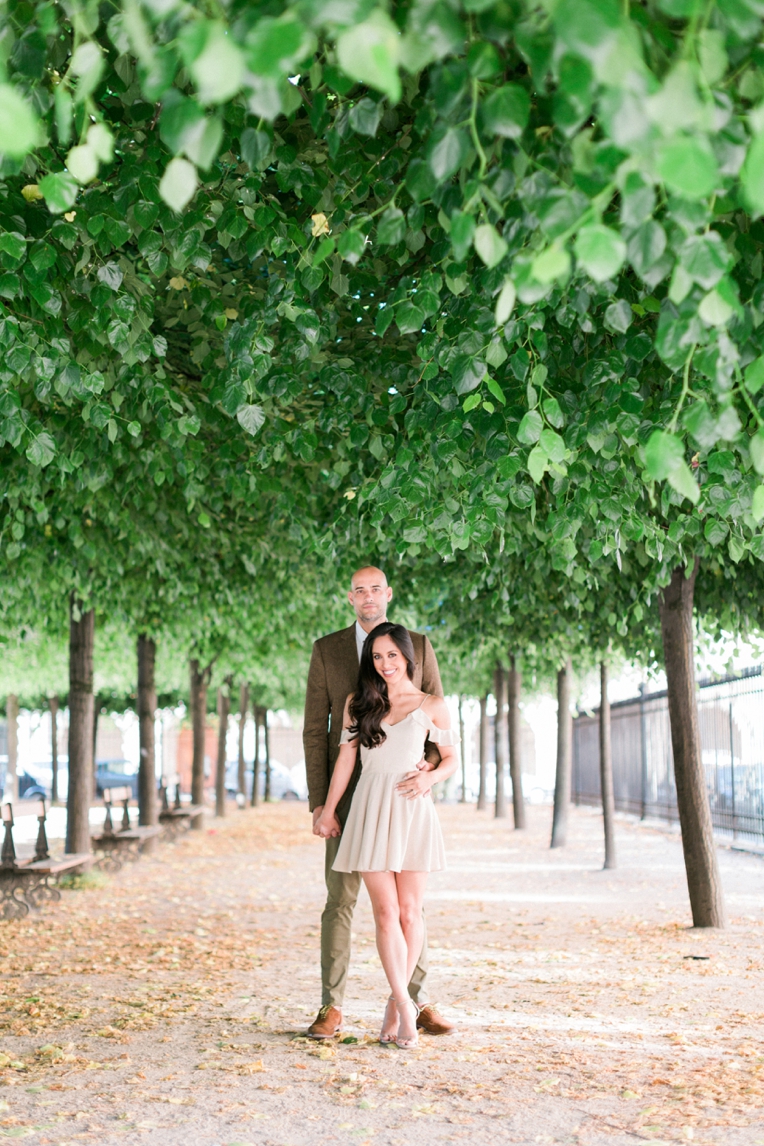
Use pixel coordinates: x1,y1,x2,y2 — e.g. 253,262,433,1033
349,622,416,749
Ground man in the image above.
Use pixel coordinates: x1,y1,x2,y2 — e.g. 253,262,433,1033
303,565,456,1039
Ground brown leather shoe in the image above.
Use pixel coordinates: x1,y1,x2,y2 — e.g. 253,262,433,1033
416,1004,457,1035
307,1004,342,1039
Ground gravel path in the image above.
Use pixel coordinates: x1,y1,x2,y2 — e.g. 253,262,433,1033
0,802,762,1145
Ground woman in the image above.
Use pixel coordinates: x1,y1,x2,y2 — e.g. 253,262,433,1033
314,622,458,1049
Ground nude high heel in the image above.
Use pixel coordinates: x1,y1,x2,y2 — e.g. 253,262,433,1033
394,998,420,1050
379,995,397,1045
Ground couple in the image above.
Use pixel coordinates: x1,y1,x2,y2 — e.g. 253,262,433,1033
303,566,458,1049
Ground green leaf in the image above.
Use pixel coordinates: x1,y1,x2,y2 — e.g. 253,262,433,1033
428,127,469,181
495,279,516,325
38,172,79,214
744,357,764,395
377,207,405,246
241,127,272,171
0,84,41,157
704,518,729,545
189,22,245,104
70,41,104,103
667,459,700,504
87,122,114,163
485,376,506,405
336,11,401,104
395,302,425,334
656,136,718,201
684,400,719,449
543,397,565,428
604,299,632,333
349,97,382,138
753,485,764,523
527,444,549,483
0,273,19,299
338,228,365,265
66,144,98,184
644,429,684,481
463,392,481,412
481,84,530,139
236,404,265,435
574,224,626,282
245,15,314,77
97,263,123,291
450,211,475,262
474,224,507,269
452,355,486,395
750,428,764,475
531,245,570,283
159,158,198,213
540,427,565,463
742,132,764,216
518,410,543,445
26,432,56,467
127,421,141,437
0,232,26,261
313,237,335,266
698,287,733,327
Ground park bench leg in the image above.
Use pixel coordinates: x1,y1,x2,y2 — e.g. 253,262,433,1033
95,851,123,874
26,875,60,908
0,880,30,920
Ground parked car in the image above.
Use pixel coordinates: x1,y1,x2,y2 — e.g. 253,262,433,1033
224,758,307,801
18,771,50,799
0,760,69,802
95,759,139,799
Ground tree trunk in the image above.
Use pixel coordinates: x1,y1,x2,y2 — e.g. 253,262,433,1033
599,660,616,870
659,561,726,928
507,655,526,830
137,635,158,831
190,658,211,828
237,682,249,797
5,694,18,804
458,695,466,802
92,697,100,797
251,705,260,806
494,663,507,819
216,678,232,817
477,694,488,810
49,696,60,804
66,599,94,855
551,658,572,849
263,708,271,801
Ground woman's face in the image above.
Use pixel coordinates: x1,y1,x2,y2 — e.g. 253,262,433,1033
372,635,407,686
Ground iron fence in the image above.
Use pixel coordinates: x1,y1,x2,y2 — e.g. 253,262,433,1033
572,667,764,843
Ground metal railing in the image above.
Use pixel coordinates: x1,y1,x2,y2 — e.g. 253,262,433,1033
572,667,764,843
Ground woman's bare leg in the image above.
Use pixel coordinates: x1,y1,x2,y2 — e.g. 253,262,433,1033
363,872,410,1036
394,871,428,1041
395,871,428,985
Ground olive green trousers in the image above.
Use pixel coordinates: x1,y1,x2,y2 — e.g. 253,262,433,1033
321,835,430,1008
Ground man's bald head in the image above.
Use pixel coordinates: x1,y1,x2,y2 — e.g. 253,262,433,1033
348,566,393,631
351,565,388,590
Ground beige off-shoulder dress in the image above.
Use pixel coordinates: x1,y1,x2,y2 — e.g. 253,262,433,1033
332,699,459,874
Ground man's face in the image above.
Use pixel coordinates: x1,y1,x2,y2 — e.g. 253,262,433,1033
348,569,392,626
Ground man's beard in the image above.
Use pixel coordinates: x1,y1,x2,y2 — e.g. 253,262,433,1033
358,606,385,625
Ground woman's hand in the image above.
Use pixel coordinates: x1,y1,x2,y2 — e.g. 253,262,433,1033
396,770,434,800
313,811,342,839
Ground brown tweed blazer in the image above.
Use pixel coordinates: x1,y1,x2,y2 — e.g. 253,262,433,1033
303,624,444,821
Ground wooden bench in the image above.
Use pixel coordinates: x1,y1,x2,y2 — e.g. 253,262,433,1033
0,800,91,918
158,776,204,838
91,786,161,871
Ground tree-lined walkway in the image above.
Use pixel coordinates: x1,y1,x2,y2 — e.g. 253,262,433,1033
0,805,761,1144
